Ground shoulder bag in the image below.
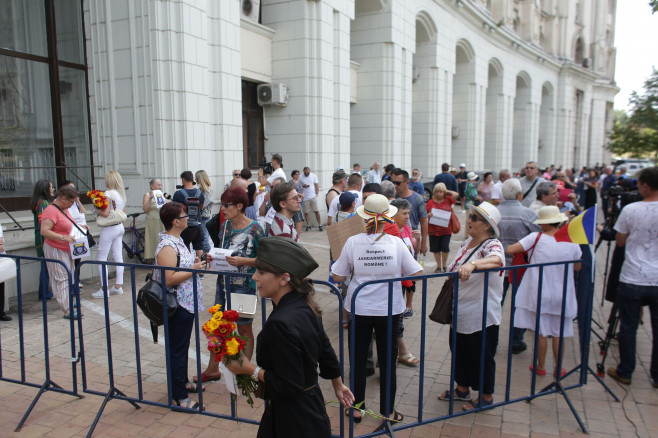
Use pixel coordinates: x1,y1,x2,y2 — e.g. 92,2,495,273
449,209,461,234
52,203,96,248
96,199,127,227
510,232,542,285
136,245,180,343
429,239,489,324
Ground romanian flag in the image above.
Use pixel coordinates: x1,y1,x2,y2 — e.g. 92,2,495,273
554,205,597,245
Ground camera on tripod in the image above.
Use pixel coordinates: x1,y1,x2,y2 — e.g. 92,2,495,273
260,159,274,175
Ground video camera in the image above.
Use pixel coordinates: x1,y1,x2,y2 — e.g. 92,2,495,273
260,158,274,176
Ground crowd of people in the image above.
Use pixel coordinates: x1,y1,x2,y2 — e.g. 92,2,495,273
6,155,656,436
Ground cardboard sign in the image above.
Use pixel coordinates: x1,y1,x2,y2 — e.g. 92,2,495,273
69,237,91,259
429,208,450,228
264,207,276,225
153,190,166,208
353,243,397,276
326,214,366,260
207,248,239,272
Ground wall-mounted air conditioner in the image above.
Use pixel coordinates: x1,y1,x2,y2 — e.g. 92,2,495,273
257,83,288,106
241,0,260,23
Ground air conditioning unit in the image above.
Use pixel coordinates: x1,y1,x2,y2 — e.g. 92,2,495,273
240,0,260,23
582,58,590,68
451,126,460,139
257,83,288,106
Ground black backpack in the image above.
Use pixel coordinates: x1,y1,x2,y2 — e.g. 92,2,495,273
180,188,202,226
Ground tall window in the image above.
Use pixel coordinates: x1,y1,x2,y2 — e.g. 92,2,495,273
242,80,264,169
0,0,92,211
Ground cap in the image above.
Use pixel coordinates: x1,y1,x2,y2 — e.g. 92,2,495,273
460,163,466,168
332,169,348,181
339,191,357,207
256,237,319,278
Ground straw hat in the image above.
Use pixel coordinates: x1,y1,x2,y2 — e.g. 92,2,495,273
468,202,501,238
356,194,397,220
533,205,568,225
467,171,479,181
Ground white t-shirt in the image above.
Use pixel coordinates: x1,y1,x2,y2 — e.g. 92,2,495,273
105,189,126,211
327,190,362,219
491,181,503,201
267,168,287,185
331,233,422,316
447,238,506,334
68,202,87,226
299,173,318,200
614,201,658,286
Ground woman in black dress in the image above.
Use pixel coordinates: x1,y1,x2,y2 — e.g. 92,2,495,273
582,169,599,209
225,237,354,438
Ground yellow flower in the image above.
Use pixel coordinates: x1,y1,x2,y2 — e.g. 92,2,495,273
225,337,240,356
212,311,223,321
206,318,219,332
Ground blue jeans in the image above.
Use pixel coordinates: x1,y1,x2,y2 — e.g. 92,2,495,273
214,277,255,326
616,282,658,381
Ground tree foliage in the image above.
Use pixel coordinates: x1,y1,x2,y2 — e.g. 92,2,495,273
608,68,658,159
651,1,658,14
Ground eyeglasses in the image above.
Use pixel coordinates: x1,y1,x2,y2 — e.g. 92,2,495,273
176,215,189,220
286,195,301,201
221,203,236,208
468,214,484,222
525,166,536,170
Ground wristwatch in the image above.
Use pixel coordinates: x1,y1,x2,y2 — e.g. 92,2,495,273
251,366,262,382
470,261,477,269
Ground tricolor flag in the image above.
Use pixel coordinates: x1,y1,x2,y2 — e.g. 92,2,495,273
554,205,597,245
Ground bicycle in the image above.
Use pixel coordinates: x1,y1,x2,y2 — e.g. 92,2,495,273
122,212,146,263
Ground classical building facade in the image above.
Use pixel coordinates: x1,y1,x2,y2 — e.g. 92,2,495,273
0,0,617,293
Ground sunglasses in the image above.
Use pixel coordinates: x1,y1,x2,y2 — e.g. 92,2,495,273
468,214,484,222
525,166,536,170
233,173,240,177
393,181,405,186
287,195,301,201
221,203,236,208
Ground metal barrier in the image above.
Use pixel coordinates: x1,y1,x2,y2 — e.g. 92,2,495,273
1,254,618,437
0,254,83,432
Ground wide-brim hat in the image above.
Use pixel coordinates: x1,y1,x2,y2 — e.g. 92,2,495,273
467,171,478,181
256,237,319,278
356,194,397,220
468,202,501,238
534,205,569,225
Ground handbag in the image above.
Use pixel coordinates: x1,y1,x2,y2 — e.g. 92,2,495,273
136,248,180,343
449,210,461,234
52,204,96,248
0,256,17,283
97,209,127,227
510,233,542,285
429,239,489,324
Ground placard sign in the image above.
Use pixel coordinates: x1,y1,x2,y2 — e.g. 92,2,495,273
69,237,91,259
326,214,366,260
207,248,239,272
353,243,397,276
429,208,450,228
153,190,166,208
264,207,276,225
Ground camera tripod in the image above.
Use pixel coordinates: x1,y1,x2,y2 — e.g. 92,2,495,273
596,302,619,377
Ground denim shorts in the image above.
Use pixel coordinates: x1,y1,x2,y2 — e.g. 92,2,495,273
214,279,256,326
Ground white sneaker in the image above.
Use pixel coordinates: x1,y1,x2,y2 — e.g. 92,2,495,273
109,286,124,296
91,289,107,299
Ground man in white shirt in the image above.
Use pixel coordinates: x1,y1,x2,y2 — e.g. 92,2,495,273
490,169,510,206
267,153,287,185
366,161,382,184
608,167,658,387
300,167,323,231
327,173,363,225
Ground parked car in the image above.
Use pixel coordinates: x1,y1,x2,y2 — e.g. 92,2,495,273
614,159,654,176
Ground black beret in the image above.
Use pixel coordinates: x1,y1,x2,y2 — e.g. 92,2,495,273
257,237,319,278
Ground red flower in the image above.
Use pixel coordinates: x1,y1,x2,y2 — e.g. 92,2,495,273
223,309,240,322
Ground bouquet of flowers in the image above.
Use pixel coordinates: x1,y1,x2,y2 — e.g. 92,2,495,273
86,190,109,209
202,304,258,406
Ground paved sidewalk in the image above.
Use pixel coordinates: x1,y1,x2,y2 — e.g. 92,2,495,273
1,215,657,437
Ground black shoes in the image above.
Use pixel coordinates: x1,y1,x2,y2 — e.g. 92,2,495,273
511,342,527,354
1,313,13,321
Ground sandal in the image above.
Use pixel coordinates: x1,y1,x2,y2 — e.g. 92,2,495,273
388,410,404,423
172,398,205,412
529,364,547,376
193,371,222,383
438,388,472,402
344,407,362,423
185,382,205,393
63,311,83,320
554,368,566,378
462,398,494,411
397,353,420,367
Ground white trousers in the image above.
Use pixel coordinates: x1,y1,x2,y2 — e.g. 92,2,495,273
97,224,125,287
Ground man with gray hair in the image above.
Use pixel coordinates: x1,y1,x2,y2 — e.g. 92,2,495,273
491,169,511,206
381,180,396,200
529,181,558,212
520,161,545,207
497,178,540,354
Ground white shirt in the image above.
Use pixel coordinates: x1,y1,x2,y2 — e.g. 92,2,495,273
491,180,503,201
68,202,87,226
267,168,287,185
327,190,362,220
614,201,658,286
447,238,506,334
332,233,422,316
105,189,126,211
366,169,381,184
299,173,318,200
529,200,546,212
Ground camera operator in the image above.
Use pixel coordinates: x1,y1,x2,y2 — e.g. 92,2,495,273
267,154,286,185
607,167,658,388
